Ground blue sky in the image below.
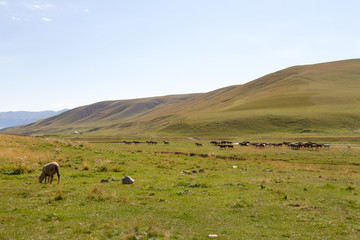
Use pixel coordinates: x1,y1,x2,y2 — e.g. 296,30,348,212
1,0,360,111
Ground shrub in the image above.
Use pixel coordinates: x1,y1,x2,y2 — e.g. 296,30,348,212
0,163,34,175
87,185,109,201
54,190,65,201
82,161,90,171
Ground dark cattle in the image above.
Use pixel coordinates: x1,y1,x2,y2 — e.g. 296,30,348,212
210,141,220,146
298,142,310,149
284,142,330,151
133,141,140,144
163,141,169,145
195,143,203,147
255,143,266,148
219,144,233,149
288,143,300,150
123,141,131,145
309,143,319,149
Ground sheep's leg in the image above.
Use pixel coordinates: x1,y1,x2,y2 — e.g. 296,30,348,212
56,168,60,184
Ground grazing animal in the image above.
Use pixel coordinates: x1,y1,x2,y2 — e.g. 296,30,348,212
227,144,234,149
289,143,300,150
39,162,60,184
218,144,233,149
210,141,220,146
271,143,283,148
323,144,330,149
195,143,202,147
163,141,169,145
255,143,266,148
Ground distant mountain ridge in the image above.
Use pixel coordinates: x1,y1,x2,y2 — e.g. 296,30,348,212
0,110,68,129
2,59,360,136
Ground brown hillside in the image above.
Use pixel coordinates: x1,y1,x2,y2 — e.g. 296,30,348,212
2,59,360,136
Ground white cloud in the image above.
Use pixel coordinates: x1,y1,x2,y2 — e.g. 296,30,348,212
27,3,53,10
11,16,21,21
83,9,89,12
0,1,7,6
42,17,53,22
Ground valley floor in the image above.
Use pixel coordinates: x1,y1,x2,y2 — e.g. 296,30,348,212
0,134,359,239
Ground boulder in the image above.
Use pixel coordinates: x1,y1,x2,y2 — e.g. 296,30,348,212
100,179,110,183
122,176,135,184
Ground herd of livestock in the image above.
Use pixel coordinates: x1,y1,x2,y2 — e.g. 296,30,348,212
39,139,331,184
121,140,330,150
209,140,330,150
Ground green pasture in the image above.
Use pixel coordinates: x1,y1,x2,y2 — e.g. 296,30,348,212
0,134,359,239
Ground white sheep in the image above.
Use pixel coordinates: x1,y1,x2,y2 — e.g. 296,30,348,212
39,162,60,184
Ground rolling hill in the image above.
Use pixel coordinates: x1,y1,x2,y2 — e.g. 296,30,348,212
2,59,360,137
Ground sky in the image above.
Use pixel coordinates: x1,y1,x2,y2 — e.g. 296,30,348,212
1,0,360,112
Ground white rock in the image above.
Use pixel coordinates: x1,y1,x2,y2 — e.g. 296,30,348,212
122,176,135,184
208,234,218,238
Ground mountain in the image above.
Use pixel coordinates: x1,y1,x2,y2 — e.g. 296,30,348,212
2,59,360,137
0,110,68,130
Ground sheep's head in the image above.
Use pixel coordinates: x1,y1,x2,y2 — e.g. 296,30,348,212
39,174,45,183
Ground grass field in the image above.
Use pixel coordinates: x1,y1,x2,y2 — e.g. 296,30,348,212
0,134,359,239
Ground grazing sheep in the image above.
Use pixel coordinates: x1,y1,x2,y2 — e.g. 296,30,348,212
39,162,60,184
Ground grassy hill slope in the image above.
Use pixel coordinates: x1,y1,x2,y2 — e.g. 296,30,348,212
3,59,360,136
135,59,360,136
1,94,199,135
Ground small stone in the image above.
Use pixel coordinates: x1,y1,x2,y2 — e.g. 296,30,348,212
198,169,204,173
100,179,110,183
233,166,238,169
208,234,218,238
192,170,198,173
122,176,135,184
